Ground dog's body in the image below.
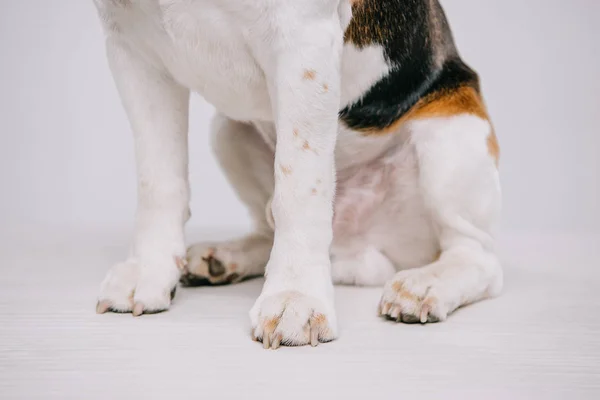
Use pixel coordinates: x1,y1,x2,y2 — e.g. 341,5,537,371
95,0,503,347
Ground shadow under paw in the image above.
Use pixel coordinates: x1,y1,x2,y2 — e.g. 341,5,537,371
179,271,241,287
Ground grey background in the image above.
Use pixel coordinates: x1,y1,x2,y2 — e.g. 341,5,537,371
0,0,599,235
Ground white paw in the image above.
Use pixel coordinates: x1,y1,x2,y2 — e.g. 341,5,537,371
96,257,181,316
250,291,337,349
182,243,244,286
379,268,451,324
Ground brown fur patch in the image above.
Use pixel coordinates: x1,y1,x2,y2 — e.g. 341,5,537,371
363,85,489,135
344,1,383,47
311,188,317,195
322,83,329,92
412,86,488,120
303,69,316,80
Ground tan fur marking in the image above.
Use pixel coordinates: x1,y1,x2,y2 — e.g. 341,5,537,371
264,317,279,333
391,281,420,303
487,130,500,166
311,188,317,195
400,292,420,304
411,86,488,120
303,69,316,80
293,128,299,137
311,313,327,325
322,83,329,92
391,281,403,293
362,86,490,135
280,164,292,176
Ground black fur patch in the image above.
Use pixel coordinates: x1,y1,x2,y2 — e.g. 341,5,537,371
340,0,480,131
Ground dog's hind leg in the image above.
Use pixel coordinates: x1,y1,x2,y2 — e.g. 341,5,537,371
379,112,503,324
183,115,274,286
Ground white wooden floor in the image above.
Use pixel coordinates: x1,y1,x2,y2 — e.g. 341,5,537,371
1,229,599,399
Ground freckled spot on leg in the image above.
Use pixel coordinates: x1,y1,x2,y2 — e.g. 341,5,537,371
280,164,292,176
293,128,299,137
322,83,329,92
303,69,316,80
302,140,311,151
311,188,317,195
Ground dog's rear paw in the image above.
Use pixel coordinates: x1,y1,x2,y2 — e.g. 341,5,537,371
378,268,453,324
182,243,248,286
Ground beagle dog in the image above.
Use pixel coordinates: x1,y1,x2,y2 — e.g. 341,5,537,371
94,0,502,348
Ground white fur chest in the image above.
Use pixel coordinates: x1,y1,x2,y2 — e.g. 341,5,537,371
96,0,272,121
95,0,389,125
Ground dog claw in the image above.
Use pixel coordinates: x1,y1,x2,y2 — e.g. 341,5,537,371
420,305,430,324
96,300,111,314
132,302,144,317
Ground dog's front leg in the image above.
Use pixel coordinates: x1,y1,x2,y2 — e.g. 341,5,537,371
249,3,343,348
96,38,190,315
